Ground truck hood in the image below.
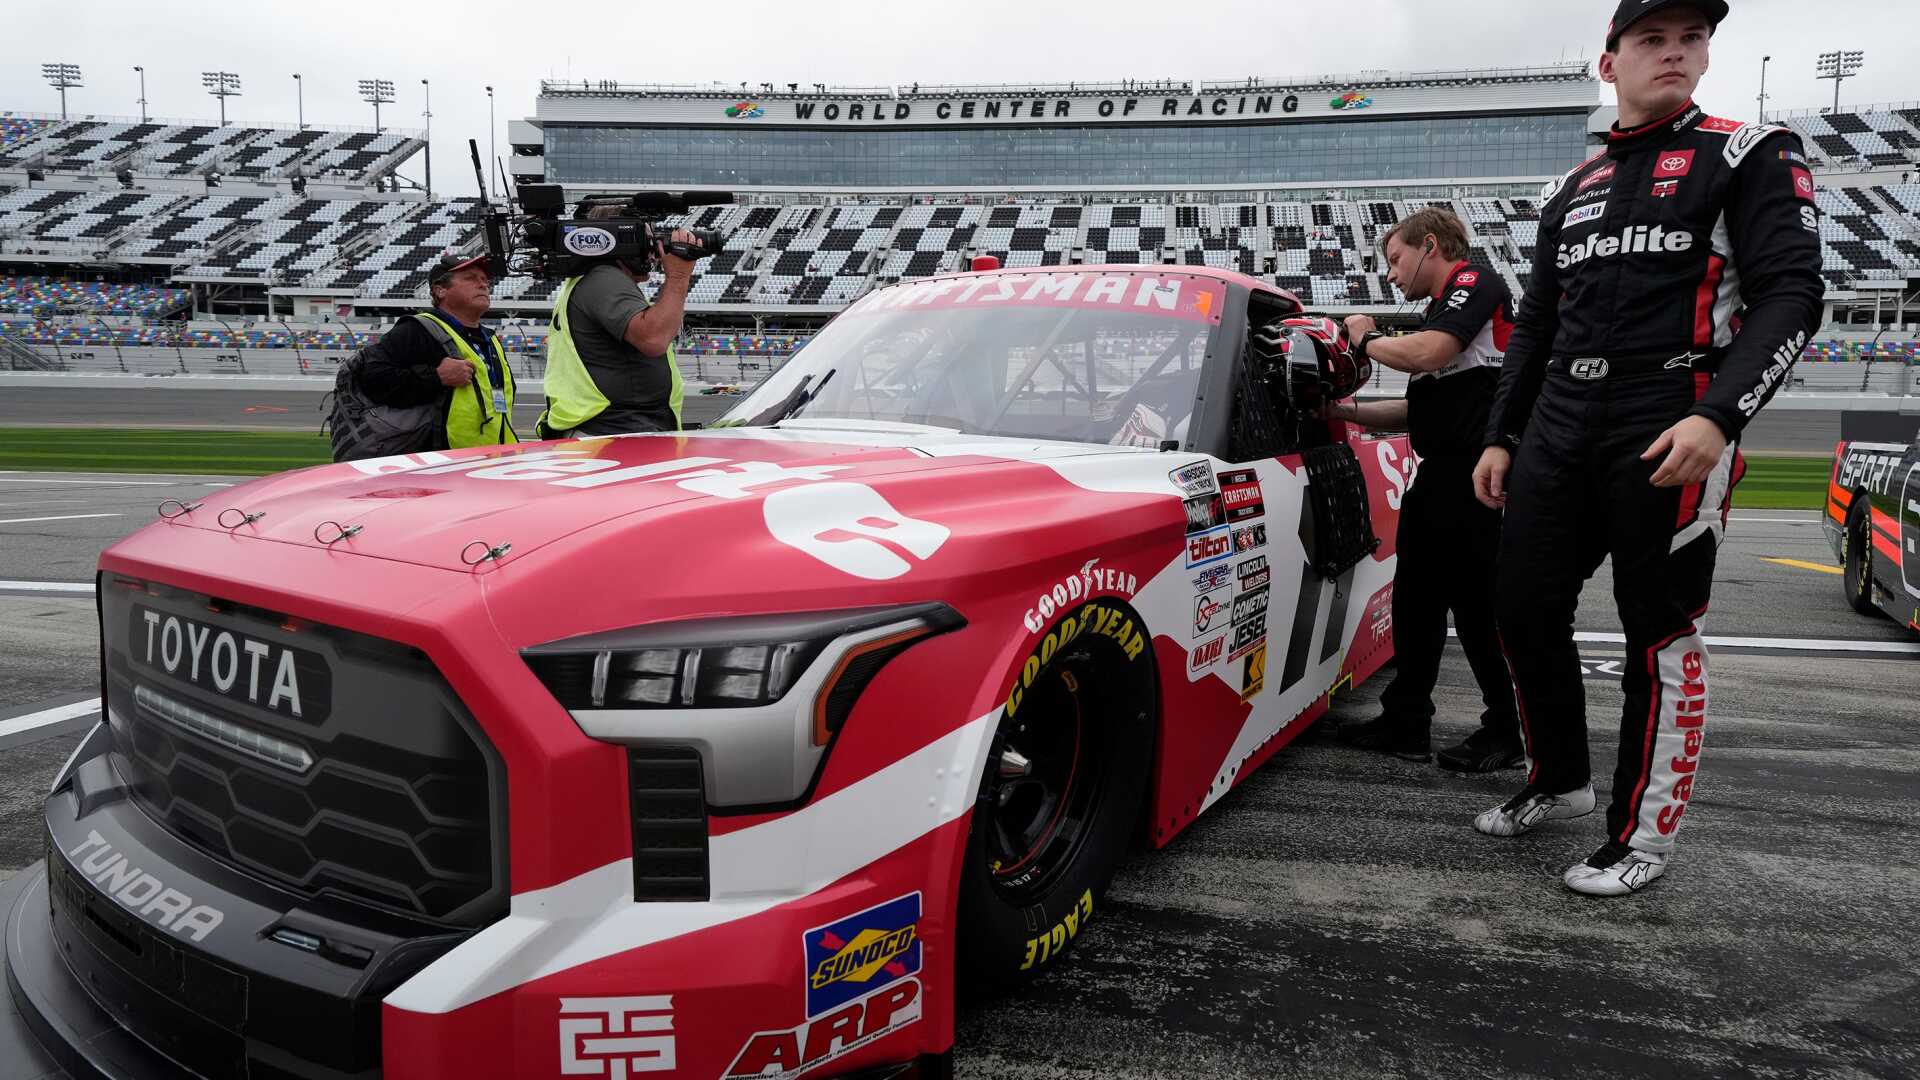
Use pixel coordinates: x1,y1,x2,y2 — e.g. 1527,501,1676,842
165,424,1126,571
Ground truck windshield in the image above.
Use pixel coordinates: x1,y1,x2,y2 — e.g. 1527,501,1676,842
718,270,1228,447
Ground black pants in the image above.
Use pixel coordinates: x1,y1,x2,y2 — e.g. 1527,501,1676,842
1379,453,1517,737
1494,372,1741,853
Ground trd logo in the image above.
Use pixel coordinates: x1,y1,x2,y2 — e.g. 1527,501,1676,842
1568,357,1610,380
557,996,676,1076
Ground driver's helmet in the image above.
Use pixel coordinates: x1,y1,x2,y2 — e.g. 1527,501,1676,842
1276,315,1371,401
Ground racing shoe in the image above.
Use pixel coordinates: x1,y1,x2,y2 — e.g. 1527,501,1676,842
1334,714,1431,762
1471,782,1595,837
1437,726,1527,773
1564,840,1669,896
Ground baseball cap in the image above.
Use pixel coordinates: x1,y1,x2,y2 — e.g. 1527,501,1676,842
1606,0,1729,51
428,251,490,286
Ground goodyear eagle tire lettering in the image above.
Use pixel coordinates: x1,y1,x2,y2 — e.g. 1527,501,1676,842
959,599,1155,988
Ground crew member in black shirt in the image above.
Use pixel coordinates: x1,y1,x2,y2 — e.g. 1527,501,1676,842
1328,207,1522,771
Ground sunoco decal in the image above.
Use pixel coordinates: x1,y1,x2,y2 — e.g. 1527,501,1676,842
804,892,922,1018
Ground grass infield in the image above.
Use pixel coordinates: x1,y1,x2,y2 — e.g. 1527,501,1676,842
0,427,1834,509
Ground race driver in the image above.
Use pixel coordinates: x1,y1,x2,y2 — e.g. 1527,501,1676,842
1328,206,1522,773
1470,0,1823,894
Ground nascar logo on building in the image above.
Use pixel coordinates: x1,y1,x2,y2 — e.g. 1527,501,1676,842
804,893,923,1018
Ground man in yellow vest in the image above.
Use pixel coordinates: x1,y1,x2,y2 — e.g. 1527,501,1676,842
536,208,700,437
360,252,518,449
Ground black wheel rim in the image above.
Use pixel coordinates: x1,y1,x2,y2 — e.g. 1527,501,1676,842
1850,517,1870,601
984,661,1105,901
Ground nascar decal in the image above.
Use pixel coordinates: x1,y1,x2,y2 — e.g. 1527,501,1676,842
1239,643,1267,703
1185,493,1227,534
1187,526,1233,568
805,893,922,1018
1232,523,1267,553
724,980,923,1080
1168,460,1216,496
1021,888,1094,971
1022,558,1139,634
1217,469,1265,523
1007,600,1147,716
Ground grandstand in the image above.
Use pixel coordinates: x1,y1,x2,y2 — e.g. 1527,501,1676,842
1,70,1918,383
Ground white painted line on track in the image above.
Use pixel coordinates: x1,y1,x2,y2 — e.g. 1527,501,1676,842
0,698,99,741
1450,628,1920,655
0,580,94,594
0,477,200,486
0,513,121,526
1732,517,1824,525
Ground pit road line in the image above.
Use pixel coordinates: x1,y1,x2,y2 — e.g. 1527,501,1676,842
0,514,121,526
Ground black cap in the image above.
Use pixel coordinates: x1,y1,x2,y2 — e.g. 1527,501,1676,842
1606,0,1729,51
427,251,490,287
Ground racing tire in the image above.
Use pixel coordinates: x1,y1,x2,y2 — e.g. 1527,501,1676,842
956,602,1155,989
1842,498,1881,618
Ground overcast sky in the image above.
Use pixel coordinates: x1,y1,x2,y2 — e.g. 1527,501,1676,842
6,0,1916,197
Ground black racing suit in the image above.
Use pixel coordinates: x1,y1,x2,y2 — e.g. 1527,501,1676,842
1377,262,1518,742
1485,101,1824,852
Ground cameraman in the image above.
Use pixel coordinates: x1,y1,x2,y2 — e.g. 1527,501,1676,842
536,205,701,437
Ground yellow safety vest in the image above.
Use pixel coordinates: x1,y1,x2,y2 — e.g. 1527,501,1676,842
415,312,518,449
538,275,684,435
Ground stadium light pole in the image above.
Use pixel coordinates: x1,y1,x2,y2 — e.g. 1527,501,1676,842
1814,50,1864,114
1756,55,1770,124
201,71,242,126
421,78,432,201
358,78,394,132
41,63,83,121
485,85,495,199
292,73,304,130
134,66,147,122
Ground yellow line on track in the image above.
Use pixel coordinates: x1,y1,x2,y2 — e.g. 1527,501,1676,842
1759,556,1843,576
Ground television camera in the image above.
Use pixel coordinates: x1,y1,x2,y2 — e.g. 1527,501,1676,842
468,140,730,280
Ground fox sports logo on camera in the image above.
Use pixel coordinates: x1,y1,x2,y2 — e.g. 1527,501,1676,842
561,226,618,257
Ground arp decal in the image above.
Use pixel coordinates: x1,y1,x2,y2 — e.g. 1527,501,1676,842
1168,460,1216,496
1186,526,1233,568
1194,585,1232,636
558,996,675,1076
1236,555,1271,594
1021,888,1094,970
1232,523,1267,553
1184,493,1227,534
1021,558,1139,634
1007,601,1147,717
1239,643,1267,703
804,893,922,1019
1217,469,1266,523
723,980,923,1080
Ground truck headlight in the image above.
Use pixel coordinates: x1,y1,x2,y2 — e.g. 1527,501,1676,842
523,603,963,809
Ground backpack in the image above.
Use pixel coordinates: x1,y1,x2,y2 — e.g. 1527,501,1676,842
323,315,462,462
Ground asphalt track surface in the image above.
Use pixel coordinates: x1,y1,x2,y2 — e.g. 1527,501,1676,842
0,387,1858,453
0,470,1914,1078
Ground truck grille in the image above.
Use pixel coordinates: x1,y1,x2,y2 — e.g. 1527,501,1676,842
100,577,508,927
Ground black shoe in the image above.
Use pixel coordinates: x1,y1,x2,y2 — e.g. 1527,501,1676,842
1334,715,1431,762
1437,726,1526,773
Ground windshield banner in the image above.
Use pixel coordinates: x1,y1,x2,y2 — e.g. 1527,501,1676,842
850,271,1225,325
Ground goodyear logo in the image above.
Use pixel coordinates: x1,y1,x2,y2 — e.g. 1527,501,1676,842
803,892,922,1018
